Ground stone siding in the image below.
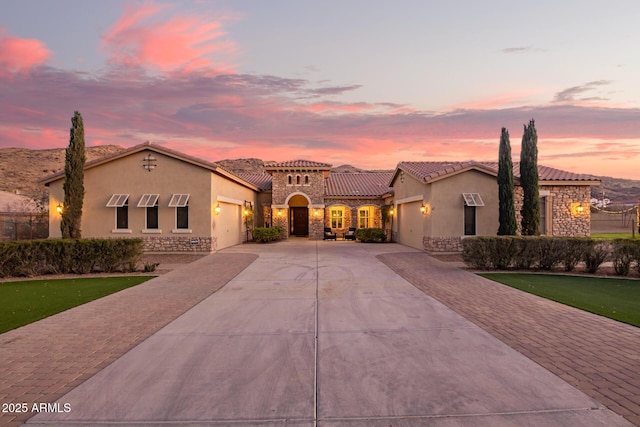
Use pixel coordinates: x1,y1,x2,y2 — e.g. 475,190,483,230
423,236,463,252
142,236,215,253
514,185,591,237
324,198,384,235
270,171,325,204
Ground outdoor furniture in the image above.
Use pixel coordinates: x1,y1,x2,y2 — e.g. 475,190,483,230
323,227,337,240
344,227,357,240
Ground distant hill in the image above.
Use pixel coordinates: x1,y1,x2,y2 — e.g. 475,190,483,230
1,147,639,204
0,145,123,199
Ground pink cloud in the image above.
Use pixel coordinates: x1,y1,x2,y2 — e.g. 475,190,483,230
0,27,51,76
102,1,238,74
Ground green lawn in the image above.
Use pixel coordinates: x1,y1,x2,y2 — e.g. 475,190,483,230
480,273,640,327
0,276,153,334
591,232,638,240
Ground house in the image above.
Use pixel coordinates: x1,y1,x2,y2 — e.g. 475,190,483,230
39,143,600,253
40,143,260,252
389,161,599,251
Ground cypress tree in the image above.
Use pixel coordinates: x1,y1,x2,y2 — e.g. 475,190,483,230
497,127,517,235
519,119,540,235
61,111,86,239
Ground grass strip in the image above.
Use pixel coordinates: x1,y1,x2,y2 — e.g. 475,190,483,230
0,276,153,334
479,273,640,327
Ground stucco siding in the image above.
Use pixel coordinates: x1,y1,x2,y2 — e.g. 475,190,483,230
429,170,499,237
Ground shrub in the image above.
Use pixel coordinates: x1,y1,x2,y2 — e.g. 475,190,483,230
513,237,539,270
583,240,609,274
537,237,566,270
354,228,386,243
561,238,589,272
462,237,492,270
144,262,160,272
612,239,639,276
0,238,143,277
254,226,284,243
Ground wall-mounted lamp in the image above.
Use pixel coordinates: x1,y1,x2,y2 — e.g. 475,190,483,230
215,203,221,215
420,203,430,215
571,203,585,216
313,209,320,216
56,203,63,214
277,210,283,217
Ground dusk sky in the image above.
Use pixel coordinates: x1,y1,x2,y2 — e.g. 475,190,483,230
1,1,640,178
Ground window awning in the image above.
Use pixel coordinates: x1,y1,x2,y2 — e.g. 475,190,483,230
463,193,484,207
106,194,129,207
137,194,159,207
168,194,190,207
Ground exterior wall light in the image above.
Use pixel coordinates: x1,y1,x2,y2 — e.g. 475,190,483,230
313,209,320,216
420,203,428,215
571,202,585,216
389,208,395,216
215,204,221,215
56,203,63,214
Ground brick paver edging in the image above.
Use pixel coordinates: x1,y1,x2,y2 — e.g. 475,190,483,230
0,253,258,427
378,252,640,427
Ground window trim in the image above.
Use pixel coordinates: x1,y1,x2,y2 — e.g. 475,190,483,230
330,208,344,229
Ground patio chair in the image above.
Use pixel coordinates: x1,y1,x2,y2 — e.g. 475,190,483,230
344,227,357,241
323,227,337,240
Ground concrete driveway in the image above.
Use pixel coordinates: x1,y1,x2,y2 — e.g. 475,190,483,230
27,240,632,426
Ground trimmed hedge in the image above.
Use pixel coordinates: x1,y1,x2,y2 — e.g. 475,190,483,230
462,236,638,275
254,226,285,243
0,239,143,278
354,228,386,243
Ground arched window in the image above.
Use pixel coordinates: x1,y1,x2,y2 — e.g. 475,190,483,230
296,175,301,185
287,175,292,185
304,175,309,185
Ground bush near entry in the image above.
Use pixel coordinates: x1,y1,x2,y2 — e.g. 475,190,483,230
462,236,640,276
254,226,285,243
355,228,386,243
0,239,143,278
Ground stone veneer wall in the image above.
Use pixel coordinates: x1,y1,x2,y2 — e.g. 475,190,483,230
270,172,325,205
324,198,383,235
514,185,591,237
142,236,215,253
423,236,463,253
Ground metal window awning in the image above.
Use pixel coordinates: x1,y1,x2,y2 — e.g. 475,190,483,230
463,193,485,207
106,194,129,207
168,194,190,207
137,194,159,207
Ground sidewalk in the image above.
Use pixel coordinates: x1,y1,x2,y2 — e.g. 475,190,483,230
379,251,640,426
0,252,257,427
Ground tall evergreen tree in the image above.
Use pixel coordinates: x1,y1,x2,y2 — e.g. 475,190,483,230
519,119,540,235
497,127,517,235
61,111,86,239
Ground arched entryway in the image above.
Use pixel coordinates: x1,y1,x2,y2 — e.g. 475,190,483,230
287,193,310,236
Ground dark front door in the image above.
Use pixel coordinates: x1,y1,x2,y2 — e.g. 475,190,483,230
291,207,309,236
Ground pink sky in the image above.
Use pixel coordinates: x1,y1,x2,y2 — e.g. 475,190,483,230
1,1,640,179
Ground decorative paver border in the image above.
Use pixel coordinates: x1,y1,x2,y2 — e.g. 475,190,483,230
0,253,257,427
379,252,640,426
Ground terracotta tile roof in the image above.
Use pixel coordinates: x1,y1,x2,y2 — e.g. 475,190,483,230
264,159,332,170
479,162,599,181
38,142,261,191
237,173,273,190
397,161,495,183
325,172,394,197
397,161,600,184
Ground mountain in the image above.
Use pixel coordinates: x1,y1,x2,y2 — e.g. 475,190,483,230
1,147,639,204
0,145,123,199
